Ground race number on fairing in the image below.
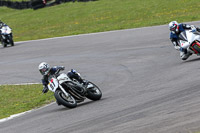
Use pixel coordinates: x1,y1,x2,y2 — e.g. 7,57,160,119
47,78,59,92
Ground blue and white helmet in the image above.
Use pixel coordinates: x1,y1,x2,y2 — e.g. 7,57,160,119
169,21,178,34
38,62,50,75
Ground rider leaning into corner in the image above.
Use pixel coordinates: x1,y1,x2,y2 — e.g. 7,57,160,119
38,62,88,94
0,20,6,29
169,21,200,60
0,20,7,41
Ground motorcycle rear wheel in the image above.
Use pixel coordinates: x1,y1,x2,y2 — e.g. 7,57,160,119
54,90,77,108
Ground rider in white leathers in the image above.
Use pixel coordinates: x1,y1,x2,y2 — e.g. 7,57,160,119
169,21,200,60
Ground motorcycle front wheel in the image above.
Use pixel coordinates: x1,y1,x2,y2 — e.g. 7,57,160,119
8,35,14,46
86,82,102,101
54,90,77,108
3,42,7,47
1,38,7,47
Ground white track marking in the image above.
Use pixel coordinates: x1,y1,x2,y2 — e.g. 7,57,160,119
0,102,55,123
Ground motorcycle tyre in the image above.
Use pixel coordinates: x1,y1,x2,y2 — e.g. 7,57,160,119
54,90,77,108
86,82,102,101
3,42,7,47
8,36,14,46
1,39,6,47
10,40,14,46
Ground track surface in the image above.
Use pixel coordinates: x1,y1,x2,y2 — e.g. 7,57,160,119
1,22,200,133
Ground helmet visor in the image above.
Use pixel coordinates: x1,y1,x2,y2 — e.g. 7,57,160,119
170,24,177,31
170,27,176,31
39,68,48,75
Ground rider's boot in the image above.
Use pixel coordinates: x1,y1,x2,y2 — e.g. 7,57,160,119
82,80,89,87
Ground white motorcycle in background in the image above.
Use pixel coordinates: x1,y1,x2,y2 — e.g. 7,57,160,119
179,27,200,55
0,25,14,47
47,70,102,108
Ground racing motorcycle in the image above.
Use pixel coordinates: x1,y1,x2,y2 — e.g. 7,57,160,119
0,25,14,47
179,27,200,55
46,70,102,108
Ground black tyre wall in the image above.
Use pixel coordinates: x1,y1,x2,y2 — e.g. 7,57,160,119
54,90,77,108
86,82,102,101
30,0,45,10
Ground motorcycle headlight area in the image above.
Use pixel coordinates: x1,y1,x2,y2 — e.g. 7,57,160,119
1,27,12,34
4,29,11,34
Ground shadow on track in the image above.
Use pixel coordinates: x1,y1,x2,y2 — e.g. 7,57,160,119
0,41,25,49
0,45,15,49
46,97,107,113
182,57,200,63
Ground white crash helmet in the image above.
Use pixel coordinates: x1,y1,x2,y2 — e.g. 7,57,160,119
38,62,50,75
169,21,179,34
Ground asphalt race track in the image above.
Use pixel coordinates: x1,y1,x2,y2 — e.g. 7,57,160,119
1,22,200,133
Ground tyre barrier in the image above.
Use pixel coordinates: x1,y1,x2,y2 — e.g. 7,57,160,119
0,0,31,9
0,0,97,10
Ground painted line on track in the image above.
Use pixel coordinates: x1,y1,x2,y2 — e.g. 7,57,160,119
0,83,41,85
0,102,55,123
0,82,43,123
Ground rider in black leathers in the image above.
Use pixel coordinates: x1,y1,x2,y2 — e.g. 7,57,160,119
38,62,87,93
0,20,6,42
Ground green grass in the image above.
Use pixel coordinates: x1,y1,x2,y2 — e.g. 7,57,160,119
1,0,200,42
0,84,55,119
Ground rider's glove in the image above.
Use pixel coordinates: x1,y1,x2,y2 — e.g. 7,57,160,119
42,86,48,93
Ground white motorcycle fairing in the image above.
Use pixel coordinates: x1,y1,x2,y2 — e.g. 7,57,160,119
47,73,72,92
1,26,12,35
57,73,72,84
179,30,200,49
47,73,71,97
47,78,59,92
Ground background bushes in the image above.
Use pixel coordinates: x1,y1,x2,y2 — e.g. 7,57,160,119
0,0,97,10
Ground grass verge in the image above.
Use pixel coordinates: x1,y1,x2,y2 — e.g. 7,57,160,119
0,84,55,119
1,0,200,42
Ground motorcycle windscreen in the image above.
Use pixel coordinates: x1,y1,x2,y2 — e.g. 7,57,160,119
186,30,198,44
179,31,188,42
